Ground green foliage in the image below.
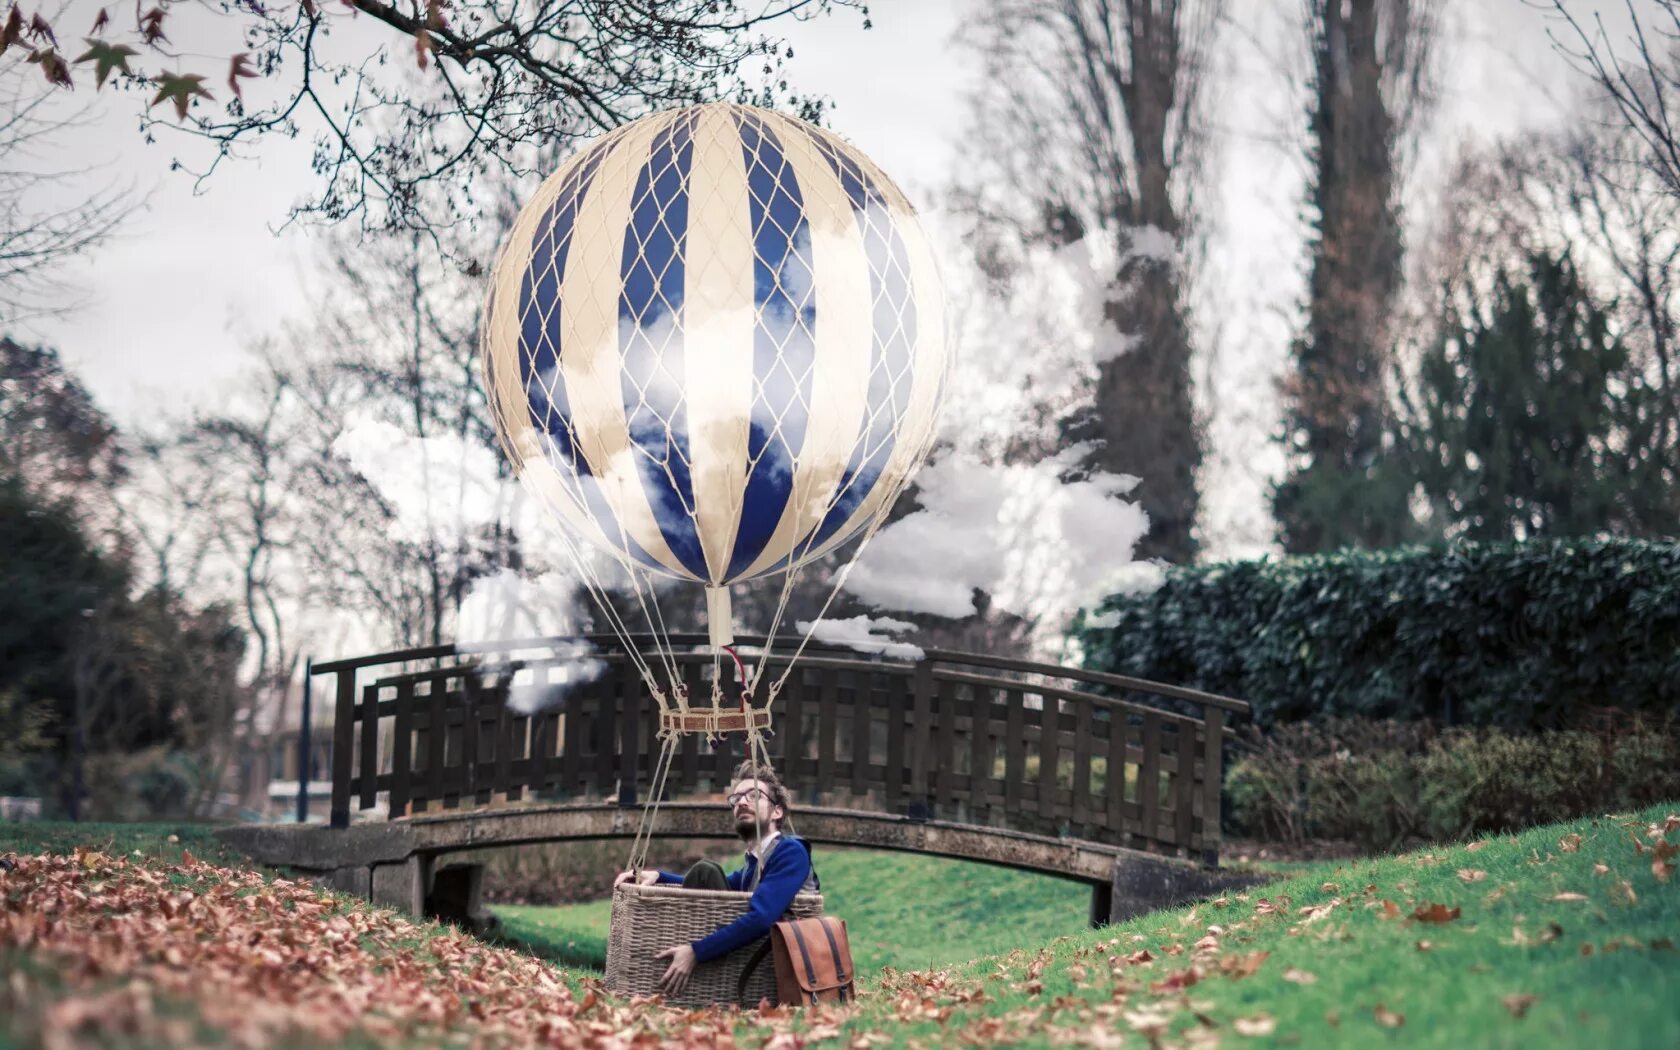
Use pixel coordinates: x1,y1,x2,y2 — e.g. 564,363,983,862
1396,250,1674,541
0,338,247,819
1225,718,1680,850
1079,539,1680,729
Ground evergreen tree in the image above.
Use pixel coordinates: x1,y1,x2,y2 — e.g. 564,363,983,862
1395,250,1662,541
1273,0,1439,554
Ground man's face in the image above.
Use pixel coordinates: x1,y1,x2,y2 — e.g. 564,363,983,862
727,778,783,840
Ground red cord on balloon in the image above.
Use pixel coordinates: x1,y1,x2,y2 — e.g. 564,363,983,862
721,645,750,712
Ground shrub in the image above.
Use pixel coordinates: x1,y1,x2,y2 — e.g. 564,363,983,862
1080,538,1680,730
1225,717,1680,851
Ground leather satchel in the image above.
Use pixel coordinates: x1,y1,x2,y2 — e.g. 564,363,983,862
738,916,856,1007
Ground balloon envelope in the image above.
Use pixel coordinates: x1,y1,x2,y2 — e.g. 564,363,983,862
481,103,949,585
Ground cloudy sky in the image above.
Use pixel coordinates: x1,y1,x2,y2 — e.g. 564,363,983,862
19,0,1640,559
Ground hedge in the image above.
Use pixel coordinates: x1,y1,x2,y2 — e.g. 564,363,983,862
1078,538,1680,730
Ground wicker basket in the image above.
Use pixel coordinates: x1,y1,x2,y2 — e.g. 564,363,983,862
604,883,824,1008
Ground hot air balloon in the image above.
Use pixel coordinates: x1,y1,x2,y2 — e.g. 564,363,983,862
480,99,950,1006
481,101,949,725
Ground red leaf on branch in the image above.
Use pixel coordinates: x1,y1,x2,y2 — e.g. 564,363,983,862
91,7,108,32
28,48,72,88
0,6,21,57
139,6,166,44
149,72,212,119
227,52,256,98
26,11,53,44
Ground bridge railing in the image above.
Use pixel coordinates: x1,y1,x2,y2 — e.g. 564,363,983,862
313,635,1249,865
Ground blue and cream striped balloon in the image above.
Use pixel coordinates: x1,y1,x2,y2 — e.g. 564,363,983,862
481,102,950,597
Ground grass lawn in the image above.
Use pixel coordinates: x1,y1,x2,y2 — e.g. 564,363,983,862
495,845,1096,976
768,799,1680,1049
2,803,1676,1048
0,820,246,867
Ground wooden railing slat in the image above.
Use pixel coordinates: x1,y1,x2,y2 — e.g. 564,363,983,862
1139,712,1161,846
1175,723,1196,854
1036,695,1058,821
910,662,933,813
884,674,904,812
1071,697,1091,829
427,686,450,809
970,687,992,820
1004,690,1024,814
390,679,414,818
1201,710,1223,856
496,689,517,802
330,671,356,827
460,682,482,804
618,666,641,806
817,667,838,794
936,676,958,813
850,672,870,798
358,684,380,811
1105,709,1125,835
593,669,617,793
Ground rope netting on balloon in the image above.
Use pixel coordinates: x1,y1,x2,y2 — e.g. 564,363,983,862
480,104,949,841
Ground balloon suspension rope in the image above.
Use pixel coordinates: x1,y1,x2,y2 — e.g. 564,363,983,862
624,649,773,885
626,731,680,879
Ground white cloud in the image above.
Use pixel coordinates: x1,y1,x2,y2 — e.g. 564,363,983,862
456,567,588,642
331,416,503,543
842,451,1156,638
795,614,924,660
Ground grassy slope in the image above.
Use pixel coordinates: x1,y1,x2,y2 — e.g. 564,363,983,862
0,821,245,867
782,800,1680,1049
5,805,1676,1049
494,844,1095,976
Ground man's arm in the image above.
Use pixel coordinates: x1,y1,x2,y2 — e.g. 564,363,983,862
613,869,685,887
689,839,810,963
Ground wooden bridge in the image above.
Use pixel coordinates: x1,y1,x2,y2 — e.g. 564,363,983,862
220,634,1257,928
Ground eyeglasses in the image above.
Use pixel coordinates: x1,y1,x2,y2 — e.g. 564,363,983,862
727,787,769,806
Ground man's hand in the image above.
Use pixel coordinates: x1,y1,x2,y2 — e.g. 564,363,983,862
655,943,697,996
613,869,659,889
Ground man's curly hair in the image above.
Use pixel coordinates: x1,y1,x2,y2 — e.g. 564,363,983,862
730,760,791,818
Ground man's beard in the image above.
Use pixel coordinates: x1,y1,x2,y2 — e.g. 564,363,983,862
735,813,769,841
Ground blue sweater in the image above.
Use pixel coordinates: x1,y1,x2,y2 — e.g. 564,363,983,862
656,836,817,963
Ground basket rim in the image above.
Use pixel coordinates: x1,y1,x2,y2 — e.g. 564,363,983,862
614,883,823,905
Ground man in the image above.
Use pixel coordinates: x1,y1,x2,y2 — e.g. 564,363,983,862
613,761,818,996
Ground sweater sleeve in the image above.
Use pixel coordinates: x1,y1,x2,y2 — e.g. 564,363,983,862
653,870,684,886
689,839,810,963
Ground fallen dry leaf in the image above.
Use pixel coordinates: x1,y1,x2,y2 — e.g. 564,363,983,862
1282,968,1317,984
1412,903,1461,923
1502,993,1537,1018
1374,1004,1405,1028
1217,951,1269,979
1560,834,1582,853
1233,1013,1276,1036
1457,868,1487,883
1551,892,1588,902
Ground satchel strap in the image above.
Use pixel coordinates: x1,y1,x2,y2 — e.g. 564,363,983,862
814,917,849,990
735,938,775,1004
785,920,821,999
